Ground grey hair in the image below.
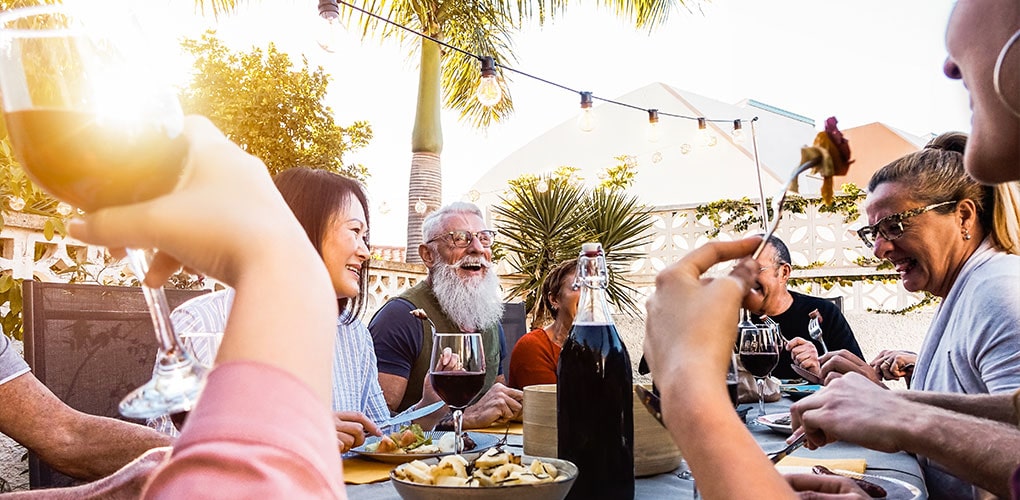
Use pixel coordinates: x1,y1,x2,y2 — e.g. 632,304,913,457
421,202,485,243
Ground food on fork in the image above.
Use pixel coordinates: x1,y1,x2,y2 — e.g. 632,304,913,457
795,116,854,205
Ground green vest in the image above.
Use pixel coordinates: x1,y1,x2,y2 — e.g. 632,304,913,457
396,281,502,412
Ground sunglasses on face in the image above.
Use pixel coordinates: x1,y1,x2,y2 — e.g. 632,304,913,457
856,200,957,248
426,229,497,248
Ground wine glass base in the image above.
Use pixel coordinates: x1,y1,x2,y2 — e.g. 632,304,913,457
119,357,208,419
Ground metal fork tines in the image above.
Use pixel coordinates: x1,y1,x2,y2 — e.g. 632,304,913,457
807,317,828,354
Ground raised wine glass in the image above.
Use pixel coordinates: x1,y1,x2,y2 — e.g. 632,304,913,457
738,322,781,419
0,5,205,418
429,332,485,454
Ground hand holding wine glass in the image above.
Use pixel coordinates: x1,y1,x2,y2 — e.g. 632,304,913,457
0,4,203,418
429,333,485,454
738,321,781,419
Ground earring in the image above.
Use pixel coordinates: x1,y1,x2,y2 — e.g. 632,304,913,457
963,228,972,241
994,28,1020,119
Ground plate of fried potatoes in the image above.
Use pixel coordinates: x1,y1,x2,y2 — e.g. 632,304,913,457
390,448,578,500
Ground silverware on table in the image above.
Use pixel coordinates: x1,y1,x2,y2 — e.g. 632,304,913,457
767,433,807,463
377,401,446,429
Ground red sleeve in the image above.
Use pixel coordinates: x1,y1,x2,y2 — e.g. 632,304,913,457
509,329,559,390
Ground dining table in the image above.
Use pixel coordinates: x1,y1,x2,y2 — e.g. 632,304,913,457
344,397,928,499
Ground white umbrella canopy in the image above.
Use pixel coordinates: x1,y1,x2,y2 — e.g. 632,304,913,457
469,82,821,210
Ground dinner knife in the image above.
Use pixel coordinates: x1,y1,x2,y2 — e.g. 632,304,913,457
634,384,664,427
378,401,446,429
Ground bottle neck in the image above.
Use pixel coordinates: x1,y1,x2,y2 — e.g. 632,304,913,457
574,273,614,325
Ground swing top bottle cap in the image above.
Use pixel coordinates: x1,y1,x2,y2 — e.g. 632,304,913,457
581,243,602,256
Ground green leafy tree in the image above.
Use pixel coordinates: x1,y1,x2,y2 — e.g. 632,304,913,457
179,32,373,180
494,159,653,323
337,0,696,262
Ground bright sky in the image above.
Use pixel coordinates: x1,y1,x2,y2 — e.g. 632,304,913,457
141,0,968,246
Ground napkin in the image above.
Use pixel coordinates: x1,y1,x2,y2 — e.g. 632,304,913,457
776,456,867,474
341,457,395,484
472,421,524,435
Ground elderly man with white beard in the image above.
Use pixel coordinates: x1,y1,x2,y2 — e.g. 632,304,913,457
369,202,523,430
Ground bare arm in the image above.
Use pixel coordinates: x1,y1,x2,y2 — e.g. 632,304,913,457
378,372,409,413
792,374,1020,498
0,372,171,480
901,390,1017,425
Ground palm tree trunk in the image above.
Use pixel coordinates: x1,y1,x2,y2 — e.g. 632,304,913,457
405,37,444,263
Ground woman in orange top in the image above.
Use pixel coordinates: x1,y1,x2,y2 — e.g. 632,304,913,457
509,259,579,390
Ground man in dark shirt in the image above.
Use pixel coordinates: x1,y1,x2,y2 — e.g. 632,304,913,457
745,235,863,380
369,202,522,430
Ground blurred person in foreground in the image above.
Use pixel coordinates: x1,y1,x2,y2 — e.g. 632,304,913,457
369,202,522,430
148,167,438,453
744,235,862,381
33,116,350,496
508,258,579,390
643,2,1020,498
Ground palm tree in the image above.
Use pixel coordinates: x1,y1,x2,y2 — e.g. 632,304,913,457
335,0,692,263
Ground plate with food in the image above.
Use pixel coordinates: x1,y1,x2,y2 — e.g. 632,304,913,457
782,385,822,401
351,424,499,464
391,448,577,500
777,465,921,499
756,412,793,435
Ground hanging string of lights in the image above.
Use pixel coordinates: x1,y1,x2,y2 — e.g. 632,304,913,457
316,0,757,137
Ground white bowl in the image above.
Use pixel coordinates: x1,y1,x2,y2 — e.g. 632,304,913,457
390,456,578,500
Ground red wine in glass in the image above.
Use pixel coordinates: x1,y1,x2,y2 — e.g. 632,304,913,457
740,352,780,378
430,371,484,409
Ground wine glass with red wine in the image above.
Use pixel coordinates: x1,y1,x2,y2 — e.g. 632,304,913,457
0,5,205,418
429,332,485,454
738,323,781,419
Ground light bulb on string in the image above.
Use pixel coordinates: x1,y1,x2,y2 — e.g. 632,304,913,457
475,56,502,107
468,190,480,202
414,198,427,215
7,196,25,211
56,202,73,216
577,91,596,132
680,143,692,155
731,119,746,144
697,117,714,147
646,109,660,143
535,178,549,193
316,0,343,53
378,201,391,215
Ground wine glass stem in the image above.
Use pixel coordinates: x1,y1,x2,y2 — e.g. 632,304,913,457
125,248,182,354
755,377,766,417
452,408,465,454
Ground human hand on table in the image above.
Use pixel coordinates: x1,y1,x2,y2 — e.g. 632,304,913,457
868,350,916,381
787,337,822,383
789,372,912,453
462,383,522,429
784,473,870,499
334,411,381,453
818,350,884,385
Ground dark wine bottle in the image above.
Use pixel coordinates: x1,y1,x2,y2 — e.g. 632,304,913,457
557,243,634,499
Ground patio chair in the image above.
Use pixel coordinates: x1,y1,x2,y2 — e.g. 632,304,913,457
21,279,209,489
499,302,527,377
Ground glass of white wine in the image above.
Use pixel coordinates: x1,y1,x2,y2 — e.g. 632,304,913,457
0,4,205,418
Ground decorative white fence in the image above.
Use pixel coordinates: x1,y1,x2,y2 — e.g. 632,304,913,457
0,203,929,319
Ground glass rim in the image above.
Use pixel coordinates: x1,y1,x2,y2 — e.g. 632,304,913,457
0,4,86,37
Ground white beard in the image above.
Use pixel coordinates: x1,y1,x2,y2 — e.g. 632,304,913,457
430,256,504,332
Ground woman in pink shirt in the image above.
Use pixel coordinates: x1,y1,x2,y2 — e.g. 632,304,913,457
70,116,351,498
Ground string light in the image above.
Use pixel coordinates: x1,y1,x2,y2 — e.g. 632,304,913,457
7,196,25,211
319,0,759,150
475,56,502,107
577,91,596,132
647,109,660,143
378,201,391,215
56,202,73,216
468,189,480,202
731,119,746,144
414,198,427,214
316,0,342,53
535,178,549,193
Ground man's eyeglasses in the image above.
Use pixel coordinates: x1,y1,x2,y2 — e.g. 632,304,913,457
427,230,497,248
856,200,957,248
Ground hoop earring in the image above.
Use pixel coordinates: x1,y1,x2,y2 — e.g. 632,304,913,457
994,28,1020,119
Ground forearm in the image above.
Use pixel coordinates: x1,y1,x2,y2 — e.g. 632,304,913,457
660,375,796,499
902,390,1017,424
894,403,1020,498
52,415,171,480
